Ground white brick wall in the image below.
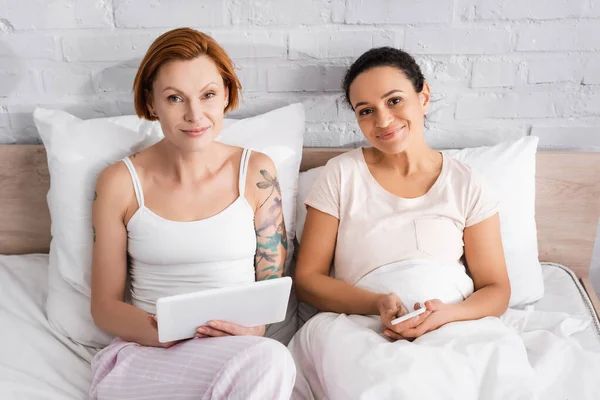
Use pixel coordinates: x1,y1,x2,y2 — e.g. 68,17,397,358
406,28,512,55
1,0,599,273
533,126,600,150
1,0,597,149
527,57,581,84
230,0,335,26
94,67,138,93
209,31,287,58
267,64,347,92
517,21,600,52
465,0,588,20
61,33,157,62
584,57,600,84
472,60,519,88
3,0,113,30
0,107,10,140
114,0,225,28
0,70,42,97
43,66,95,95
0,33,58,59
289,28,397,60
345,0,454,24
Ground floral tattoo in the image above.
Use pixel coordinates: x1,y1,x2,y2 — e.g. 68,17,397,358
255,169,287,280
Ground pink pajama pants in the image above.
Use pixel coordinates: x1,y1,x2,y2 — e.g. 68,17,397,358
89,336,296,400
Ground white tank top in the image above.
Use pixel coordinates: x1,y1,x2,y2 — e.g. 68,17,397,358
121,149,257,314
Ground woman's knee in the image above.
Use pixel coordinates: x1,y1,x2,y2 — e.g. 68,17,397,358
210,337,296,398
251,338,296,376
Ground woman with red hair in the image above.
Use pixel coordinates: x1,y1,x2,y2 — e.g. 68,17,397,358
88,28,295,399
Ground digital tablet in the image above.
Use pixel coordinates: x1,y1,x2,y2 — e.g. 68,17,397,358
156,276,292,343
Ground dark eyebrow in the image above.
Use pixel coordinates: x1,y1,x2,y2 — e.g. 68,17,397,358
381,89,404,98
353,89,405,109
161,82,218,93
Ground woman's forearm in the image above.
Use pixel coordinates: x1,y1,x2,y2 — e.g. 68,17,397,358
92,300,161,347
296,272,385,315
449,283,510,322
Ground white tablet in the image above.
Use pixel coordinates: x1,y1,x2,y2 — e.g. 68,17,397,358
156,276,292,343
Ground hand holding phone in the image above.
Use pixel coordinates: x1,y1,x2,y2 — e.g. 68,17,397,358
391,306,427,325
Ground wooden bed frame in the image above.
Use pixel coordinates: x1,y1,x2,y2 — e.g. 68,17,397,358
1,144,600,317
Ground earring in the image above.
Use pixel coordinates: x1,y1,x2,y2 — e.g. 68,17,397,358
224,100,229,107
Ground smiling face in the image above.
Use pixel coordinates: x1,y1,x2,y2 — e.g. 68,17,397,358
148,55,229,153
349,66,430,155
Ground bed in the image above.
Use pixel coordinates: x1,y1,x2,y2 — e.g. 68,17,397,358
1,145,600,399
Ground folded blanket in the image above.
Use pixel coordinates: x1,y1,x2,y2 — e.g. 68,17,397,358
355,259,474,309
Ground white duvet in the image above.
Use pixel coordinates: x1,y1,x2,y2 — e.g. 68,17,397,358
0,255,95,400
289,260,600,400
2,255,600,400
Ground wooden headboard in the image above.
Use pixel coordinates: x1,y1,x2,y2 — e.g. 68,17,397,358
1,145,600,280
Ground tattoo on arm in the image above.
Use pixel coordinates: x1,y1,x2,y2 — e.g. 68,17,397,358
92,226,96,243
255,169,287,280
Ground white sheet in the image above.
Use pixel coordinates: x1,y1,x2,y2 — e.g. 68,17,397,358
0,253,297,400
297,262,600,349
0,254,95,400
289,259,600,400
535,262,600,350
2,255,600,400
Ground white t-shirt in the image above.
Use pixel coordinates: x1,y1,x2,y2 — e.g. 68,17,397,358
305,148,499,285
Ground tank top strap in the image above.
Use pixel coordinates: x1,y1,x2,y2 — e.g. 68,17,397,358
121,157,145,208
238,148,252,197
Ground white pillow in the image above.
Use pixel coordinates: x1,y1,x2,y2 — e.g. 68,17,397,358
445,136,542,307
34,109,163,348
217,103,305,248
34,104,305,347
294,137,542,308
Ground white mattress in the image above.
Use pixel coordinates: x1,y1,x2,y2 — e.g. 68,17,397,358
536,262,600,350
1,255,599,399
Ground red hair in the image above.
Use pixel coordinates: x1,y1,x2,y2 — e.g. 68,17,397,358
133,28,241,120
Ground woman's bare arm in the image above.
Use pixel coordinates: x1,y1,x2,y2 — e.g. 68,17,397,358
388,213,511,340
197,152,288,338
451,213,511,320
90,163,167,347
295,207,386,315
249,153,288,281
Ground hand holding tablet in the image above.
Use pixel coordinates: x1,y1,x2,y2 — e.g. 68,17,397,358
155,276,292,343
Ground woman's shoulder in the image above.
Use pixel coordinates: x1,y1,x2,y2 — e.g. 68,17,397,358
94,160,136,213
98,158,133,188
100,148,155,186
246,149,276,177
443,153,481,183
302,149,363,190
320,147,363,172
443,153,472,174
245,149,279,198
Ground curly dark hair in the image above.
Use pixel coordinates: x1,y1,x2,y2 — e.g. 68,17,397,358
342,47,425,109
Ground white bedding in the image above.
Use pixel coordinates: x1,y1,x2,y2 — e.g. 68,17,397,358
290,260,600,399
535,263,600,350
1,255,599,399
0,255,95,400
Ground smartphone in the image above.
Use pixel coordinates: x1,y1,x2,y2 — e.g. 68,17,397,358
391,306,427,325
